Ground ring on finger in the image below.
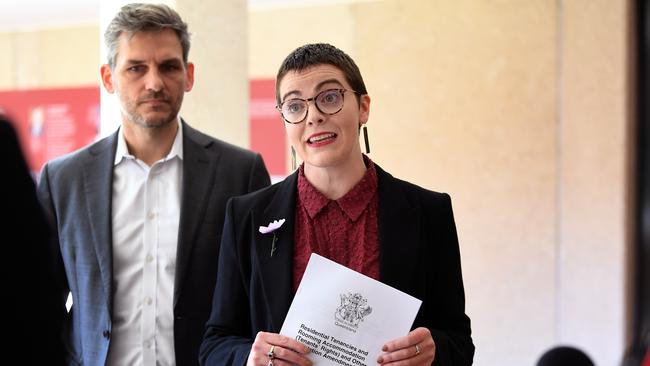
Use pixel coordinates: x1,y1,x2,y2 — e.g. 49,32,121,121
267,361,273,366
415,343,421,355
267,345,276,359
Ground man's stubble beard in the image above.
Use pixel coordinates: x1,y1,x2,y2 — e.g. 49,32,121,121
119,91,183,129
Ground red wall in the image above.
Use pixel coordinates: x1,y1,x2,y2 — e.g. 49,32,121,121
249,79,286,178
1,82,285,178
0,86,100,175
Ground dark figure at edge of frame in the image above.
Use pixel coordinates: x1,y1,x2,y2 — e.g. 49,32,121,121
1,115,65,365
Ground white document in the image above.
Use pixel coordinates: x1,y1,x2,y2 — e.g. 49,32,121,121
280,253,422,366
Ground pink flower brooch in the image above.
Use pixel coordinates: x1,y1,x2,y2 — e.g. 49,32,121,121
259,219,285,257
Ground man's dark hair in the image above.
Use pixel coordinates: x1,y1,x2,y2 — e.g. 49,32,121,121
275,43,368,105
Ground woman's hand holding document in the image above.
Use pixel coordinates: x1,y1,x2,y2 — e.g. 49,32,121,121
280,254,422,366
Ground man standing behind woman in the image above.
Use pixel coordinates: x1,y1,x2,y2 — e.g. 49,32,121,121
37,3,270,365
200,43,474,365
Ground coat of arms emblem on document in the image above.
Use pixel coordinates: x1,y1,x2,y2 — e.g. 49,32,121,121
334,292,373,332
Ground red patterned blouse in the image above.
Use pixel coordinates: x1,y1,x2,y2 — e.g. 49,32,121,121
292,157,380,291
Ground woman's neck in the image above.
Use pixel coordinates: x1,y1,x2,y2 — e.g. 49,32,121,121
303,154,367,200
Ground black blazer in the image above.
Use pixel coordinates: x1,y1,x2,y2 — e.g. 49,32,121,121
200,165,474,365
37,121,271,365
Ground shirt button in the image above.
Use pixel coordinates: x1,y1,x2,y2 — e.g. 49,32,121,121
146,254,153,263
102,330,110,339
148,212,156,220
144,340,151,348
146,297,153,306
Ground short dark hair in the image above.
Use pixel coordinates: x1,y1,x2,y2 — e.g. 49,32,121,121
104,3,190,69
536,346,595,366
275,43,368,105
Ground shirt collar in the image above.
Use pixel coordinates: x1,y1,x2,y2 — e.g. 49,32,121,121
297,155,378,221
114,118,184,166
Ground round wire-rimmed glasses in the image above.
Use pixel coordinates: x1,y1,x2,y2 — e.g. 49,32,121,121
276,88,359,124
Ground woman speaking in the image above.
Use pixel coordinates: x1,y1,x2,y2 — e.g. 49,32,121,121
200,43,474,366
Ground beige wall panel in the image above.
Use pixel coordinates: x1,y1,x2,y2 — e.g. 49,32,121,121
13,31,41,88
38,26,99,87
0,33,14,89
178,0,249,147
249,5,357,79
559,0,629,364
355,1,557,364
4,26,99,90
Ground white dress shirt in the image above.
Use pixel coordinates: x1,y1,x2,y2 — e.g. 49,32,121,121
106,120,183,366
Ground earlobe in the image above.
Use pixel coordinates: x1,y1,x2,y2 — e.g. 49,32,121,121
100,64,115,93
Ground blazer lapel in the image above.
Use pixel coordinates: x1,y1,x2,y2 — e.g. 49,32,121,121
250,166,421,330
252,173,298,332
83,132,118,314
376,166,420,291
174,122,216,306
248,165,422,330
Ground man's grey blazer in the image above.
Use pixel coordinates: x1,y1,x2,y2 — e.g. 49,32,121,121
37,121,271,365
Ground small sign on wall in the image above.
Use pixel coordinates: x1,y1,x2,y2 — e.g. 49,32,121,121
0,86,100,176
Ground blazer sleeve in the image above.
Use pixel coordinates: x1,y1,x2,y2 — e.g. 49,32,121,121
36,163,70,305
424,193,474,365
200,198,254,366
36,163,74,353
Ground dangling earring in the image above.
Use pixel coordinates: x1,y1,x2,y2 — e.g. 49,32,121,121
362,125,370,154
291,146,297,171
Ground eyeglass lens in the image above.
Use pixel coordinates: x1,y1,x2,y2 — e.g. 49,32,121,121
281,89,345,123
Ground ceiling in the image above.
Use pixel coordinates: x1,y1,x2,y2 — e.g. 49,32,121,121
0,0,376,32
0,0,100,32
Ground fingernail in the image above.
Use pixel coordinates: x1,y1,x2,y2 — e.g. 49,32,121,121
382,346,388,352
377,356,383,363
